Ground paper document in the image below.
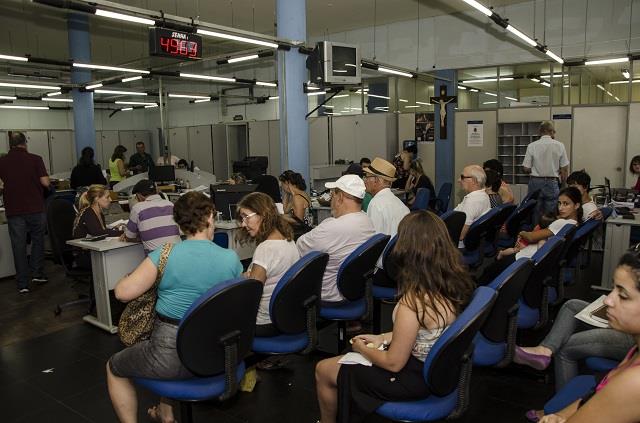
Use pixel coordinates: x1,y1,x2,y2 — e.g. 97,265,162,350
275,202,284,214
574,295,609,328
338,352,372,366
107,219,128,229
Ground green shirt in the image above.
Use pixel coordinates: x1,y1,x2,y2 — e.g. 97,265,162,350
362,192,373,212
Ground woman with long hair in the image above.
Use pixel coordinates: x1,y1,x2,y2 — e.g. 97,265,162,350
108,145,128,189
70,147,107,189
404,159,435,208
484,168,504,208
315,211,475,423
73,184,123,239
279,170,312,237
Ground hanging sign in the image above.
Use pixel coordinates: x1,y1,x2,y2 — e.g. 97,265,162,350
467,120,484,147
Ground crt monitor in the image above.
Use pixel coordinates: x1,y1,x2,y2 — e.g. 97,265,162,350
149,165,175,183
209,184,258,220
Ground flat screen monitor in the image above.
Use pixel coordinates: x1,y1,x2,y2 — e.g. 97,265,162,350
209,184,258,220
149,165,175,183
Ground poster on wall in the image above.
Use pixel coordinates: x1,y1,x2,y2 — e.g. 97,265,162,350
467,120,484,147
415,113,435,143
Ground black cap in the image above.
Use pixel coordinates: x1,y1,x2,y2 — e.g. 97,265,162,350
132,179,156,196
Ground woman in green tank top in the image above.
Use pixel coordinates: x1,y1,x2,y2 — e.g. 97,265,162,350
108,145,128,189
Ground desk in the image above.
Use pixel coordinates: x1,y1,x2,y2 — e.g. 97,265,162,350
600,213,640,290
67,238,145,333
215,220,255,260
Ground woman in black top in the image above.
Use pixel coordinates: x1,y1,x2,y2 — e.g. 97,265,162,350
405,159,435,208
70,147,107,189
73,184,123,239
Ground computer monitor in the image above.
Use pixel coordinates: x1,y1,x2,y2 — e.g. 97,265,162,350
149,165,175,183
209,183,258,220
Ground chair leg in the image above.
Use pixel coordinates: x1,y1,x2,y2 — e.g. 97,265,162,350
180,402,193,423
337,322,347,353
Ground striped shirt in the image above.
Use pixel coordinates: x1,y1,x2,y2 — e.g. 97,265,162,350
125,194,181,253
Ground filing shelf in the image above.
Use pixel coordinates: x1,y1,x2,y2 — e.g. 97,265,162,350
497,122,541,184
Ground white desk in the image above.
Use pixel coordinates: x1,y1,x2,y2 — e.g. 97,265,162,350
215,220,255,260
67,238,145,333
601,213,640,290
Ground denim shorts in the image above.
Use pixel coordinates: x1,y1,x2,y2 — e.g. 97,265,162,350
109,318,193,379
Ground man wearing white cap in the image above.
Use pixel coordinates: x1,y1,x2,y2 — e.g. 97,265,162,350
297,175,375,303
363,157,410,236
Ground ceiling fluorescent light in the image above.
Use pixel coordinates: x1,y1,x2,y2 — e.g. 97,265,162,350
377,66,414,78
405,105,420,108
462,77,513,83
144,104,158,108
458,86,467,90
596,84,605,91
115,101,157,106
197,29,278,49
194,98,211,103
0,95,17,100
0,82,60,90
122,76,143,83
256,81,277,87
399,99,408,102
505,96,518,101
307,91,327,96
506,25,537,47
415,101,430,105
622,69,631,79
610,80,640,84
469,88,479,92
483,101,497,104
95,9,155,26
529,78,540,83
73,63,150,74
367,93,390,100
180,73,236,83
95,89,147,96
168,93,211,99
43,98,73,102
47,91,62,97
86,83,103,90
585,57,629,66
540,81,551,87
615,96,621,101
268,96,279,100
228,54,260,64
323,105,334,108
462,0,493,16
0,54,28,62
307,86,320,91
545,50,564,64
121,107,133,111
485,92,498,97
563,84,570,88
0,105,49,110
333,94,349,98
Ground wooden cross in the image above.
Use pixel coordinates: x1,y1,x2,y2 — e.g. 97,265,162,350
430,86,457,139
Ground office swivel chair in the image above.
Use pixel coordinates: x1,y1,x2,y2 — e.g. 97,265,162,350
46,198,93,315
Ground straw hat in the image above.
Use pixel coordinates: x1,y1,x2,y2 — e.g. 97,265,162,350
362,157,397,182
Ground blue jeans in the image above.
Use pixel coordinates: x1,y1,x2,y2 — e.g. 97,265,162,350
7,212,46,290
528,177,559,217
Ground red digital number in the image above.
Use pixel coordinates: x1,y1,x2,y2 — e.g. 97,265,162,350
188,42,198,57
160,37,170,52
170,38,179,54
159,36,197,58
179,40,188,56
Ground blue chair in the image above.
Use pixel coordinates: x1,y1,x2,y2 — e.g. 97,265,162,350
473,258,533,367
369,235,399,333
433,182,453,215
518,237,565,329
484,203,517,257
543,375,597,415
600,206,613,220
319,233,390,352
497,200,538,248
585,356,618,372
252,252,329,355
134,278,263,423
560,218,602,287
213,232,229,249
411,188,431,211
375,287,497,421
520,189,541,206
462,208,501,268
441,210,466,247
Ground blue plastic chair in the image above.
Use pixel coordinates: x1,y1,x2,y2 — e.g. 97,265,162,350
319,233,390,352
585,356,618,372
213,232,229,249
560,218,602,287
252,252,329,355
375,287,497,421
473,258,533,367
462,208,501,268
134,278,263,423
484,203,517,257
434,182,453,215
441,210,466,247
411,188,431,211
369,235,399,333
497,200,538,248
543,375,597,415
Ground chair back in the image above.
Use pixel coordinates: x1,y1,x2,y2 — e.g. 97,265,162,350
177,278,262,377
423,286,497,396
464,208,501,251
505,200,537,238
600,206,613,220
213,232,229,249
486,204,517,244
481,258,533,343
441,210,466,246
411,188,430,211
520,189,541,206
435,183,453,214
269,252,329,334
562,219,601,266
46,198,77,271
522,236,565,308
337,234,390,301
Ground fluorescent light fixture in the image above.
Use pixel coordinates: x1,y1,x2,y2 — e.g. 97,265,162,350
0,82,60,90
349,107,362,111
122,76,143,83
458,86,467,90
530,78,540,83
323,105,334,108
416,101,430,105
462,0,493,16
194,98,211,103
462,77,513,83
73,63,149,74
596,84,606,91
622,69,631,79
47,91,62,97
0,95,17,100
506,25,537,47
585,57,629,66
95,9,155,26
405,105,420,108
307,91,327,96
367,93,390,100
121,107,133,111
615,96,621,101
606,90,613,97
268,96,279,100
95,89,147,96
85,83,103,90
469,88,479,92
179,73,236,83
0,105,49,110
333,70,348,73
485,92,498,97
307,86,321,91
377,66,414,78
324,112,341,115
43,98,73,102
144,104,158,108
540,81,551,87
546,50,564,64
610,80,640,84
332,94,349,98
540,73,568,78
505,96,518,101
168,93,211,99
256,81,277,87
483,101,497,104
228,54,259,64
563,84,570,88
197,28,278,49
399,98,408,102
115,101,157,106
0,54,28,62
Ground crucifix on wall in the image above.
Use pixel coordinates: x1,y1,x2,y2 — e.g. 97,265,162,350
430,86,457,139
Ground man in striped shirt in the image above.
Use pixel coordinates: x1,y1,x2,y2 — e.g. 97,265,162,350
122,180,181,253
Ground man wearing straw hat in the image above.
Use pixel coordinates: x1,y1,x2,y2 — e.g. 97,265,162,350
363,157,410,237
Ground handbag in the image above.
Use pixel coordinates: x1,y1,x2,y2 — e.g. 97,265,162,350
118,243,173,347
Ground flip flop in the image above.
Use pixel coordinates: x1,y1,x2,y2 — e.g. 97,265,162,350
147,405,178,423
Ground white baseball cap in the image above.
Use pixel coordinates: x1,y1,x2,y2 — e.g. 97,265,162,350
325,174,366,199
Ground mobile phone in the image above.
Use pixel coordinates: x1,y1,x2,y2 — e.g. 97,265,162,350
85,234,107,242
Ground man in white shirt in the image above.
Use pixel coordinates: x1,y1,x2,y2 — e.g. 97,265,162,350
296,175,375,303
363,157,410,236
522,121,570,215
454,164,491,242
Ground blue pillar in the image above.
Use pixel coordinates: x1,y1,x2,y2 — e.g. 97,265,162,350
276,0,309,184
68,13,96,159
434,69,457,203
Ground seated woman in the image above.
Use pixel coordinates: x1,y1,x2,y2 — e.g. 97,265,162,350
235,192,300,335
279,170,312,235
315,210,475,423
483,159,514,204
528,252,640,423
108,145,128,189
73,184,123,239
477,187,582,285
485,169,504,208
404,159,435,208
106,191,244,423
70,147,107,189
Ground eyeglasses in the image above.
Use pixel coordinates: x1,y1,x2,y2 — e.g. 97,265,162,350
362,175,376,180
240,212,257,223
460,174,473,180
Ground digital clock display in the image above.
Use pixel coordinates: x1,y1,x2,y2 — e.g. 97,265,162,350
149,28,202,60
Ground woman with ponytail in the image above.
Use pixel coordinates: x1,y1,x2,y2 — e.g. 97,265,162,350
73,184,124,239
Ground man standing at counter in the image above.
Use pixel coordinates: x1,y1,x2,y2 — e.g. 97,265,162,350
0,131,50,293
